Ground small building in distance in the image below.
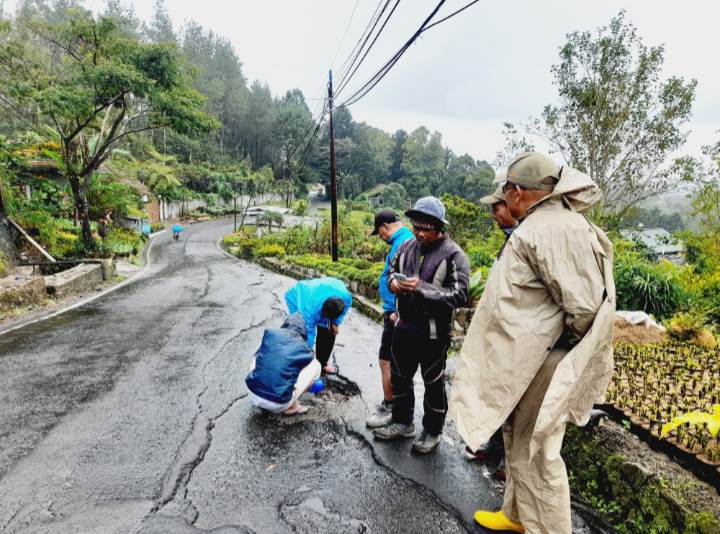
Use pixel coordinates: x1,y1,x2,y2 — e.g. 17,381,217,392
367,184,387,207
620,226,685,266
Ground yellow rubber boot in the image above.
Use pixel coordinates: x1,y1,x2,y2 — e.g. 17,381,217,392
474,510,525,532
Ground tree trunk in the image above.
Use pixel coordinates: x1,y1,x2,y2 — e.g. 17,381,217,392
68,174,95,247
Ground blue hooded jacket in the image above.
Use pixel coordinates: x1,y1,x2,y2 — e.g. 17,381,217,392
379,227,414,312
284,278,353,349
245,313,316,405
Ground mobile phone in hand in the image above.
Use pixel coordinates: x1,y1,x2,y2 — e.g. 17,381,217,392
394,274,408,282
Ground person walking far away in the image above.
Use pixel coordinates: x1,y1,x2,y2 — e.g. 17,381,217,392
450,153,616,534
285,277,353,375
366,209,413,428
372,196,470,454
462,179,519,478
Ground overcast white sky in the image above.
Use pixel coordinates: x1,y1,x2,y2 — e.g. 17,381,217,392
9,0,720,165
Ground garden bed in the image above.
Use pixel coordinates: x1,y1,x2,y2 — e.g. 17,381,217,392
602,340,720,488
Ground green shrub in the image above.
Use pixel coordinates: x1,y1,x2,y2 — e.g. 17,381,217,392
346,202,369,212
284,254,382,289
615,259,687,320
149,222,165,233
224,235,247,245
293,199,308,216
106,227,143,256
255,245,286,258
667,308,711,342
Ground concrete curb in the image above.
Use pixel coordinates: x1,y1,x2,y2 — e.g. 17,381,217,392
0,231,162,337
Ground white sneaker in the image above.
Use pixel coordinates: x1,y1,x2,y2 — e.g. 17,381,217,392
366,401,394,428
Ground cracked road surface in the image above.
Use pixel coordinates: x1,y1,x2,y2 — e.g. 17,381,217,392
0,220,617,534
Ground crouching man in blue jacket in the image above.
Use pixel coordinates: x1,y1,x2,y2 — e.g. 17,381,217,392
285,277,353,374
246,313,321,416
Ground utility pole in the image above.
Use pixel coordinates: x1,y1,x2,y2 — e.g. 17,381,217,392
328,70,339,262
233,187,237,233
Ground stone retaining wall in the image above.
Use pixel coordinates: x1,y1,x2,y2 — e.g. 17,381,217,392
0,277,46,311
44,263,104,297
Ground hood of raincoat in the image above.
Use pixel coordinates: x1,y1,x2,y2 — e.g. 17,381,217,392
449,168,616,458
245,313,316,405
526,166,603,215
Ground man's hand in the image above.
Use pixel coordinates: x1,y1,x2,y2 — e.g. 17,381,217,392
389,312,398,324
396,277,420,294
330,323,339,336
389,279,402,295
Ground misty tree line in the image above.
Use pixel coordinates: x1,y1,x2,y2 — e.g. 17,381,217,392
3,2,717,232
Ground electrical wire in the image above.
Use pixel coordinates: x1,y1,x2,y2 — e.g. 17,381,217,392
339,0,483,107
335,0,403,98
333,0,387,85
339,0,448,107
421,0,481,33
334,0,392,88
330,0,362,69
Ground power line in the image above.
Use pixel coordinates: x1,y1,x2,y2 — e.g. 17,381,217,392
333,0,387,85
330,0,362,69
339,0,449,107
421,0,482,32
339,0,481,107
335,0,403,98
334,0,392,88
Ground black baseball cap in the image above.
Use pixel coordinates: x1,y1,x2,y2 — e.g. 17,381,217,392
370,209,400,236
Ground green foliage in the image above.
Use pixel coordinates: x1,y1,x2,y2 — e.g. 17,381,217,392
255,245,285,259
621,207,686,233
667,309,711,342
615,259,687,320
467,270,486,307
286,255,384,289
497,12,698,220
467,229,506,270
400,127,445,200
256,210,284,232
149,222,165,233
105,227,143,255
86,176,142,221
440,194,488,250
293,199,308,216
380,182,409,211
563,425,718,534
0,10,219,245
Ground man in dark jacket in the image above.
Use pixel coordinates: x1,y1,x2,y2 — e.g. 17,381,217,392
372,196,470,453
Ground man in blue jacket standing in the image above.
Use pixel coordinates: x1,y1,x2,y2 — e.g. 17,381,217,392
285,277,353,374
366,209,413,428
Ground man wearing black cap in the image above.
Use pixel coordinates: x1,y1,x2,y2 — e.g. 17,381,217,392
372,197,470,454
366,210,413,428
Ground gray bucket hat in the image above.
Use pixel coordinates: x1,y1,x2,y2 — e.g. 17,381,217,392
405,196,449,225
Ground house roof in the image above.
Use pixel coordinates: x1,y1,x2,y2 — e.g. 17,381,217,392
620,227,682,254
366,184,387,197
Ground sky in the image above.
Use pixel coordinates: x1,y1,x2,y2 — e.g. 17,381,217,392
9,0,720,166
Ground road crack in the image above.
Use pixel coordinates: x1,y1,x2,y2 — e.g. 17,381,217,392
345,424,471,533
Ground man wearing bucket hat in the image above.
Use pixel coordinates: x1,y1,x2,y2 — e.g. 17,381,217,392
450,153,615,533
372,196,470,454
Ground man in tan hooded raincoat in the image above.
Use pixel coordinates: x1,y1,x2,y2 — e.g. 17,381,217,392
449,153,616,534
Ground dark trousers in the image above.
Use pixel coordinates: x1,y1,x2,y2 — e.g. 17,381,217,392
315,323,336,367
390,328,449,435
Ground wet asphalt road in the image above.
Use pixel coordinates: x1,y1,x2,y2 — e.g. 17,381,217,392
0,220,617,534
